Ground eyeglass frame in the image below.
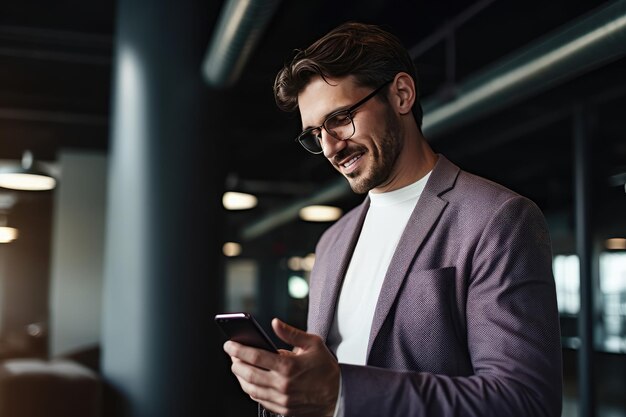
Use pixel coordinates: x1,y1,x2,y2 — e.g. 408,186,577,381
295,79,393,154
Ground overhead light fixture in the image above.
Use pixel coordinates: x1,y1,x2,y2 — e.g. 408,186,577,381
299,205,342,222
222,191,257,210
0,150,57,191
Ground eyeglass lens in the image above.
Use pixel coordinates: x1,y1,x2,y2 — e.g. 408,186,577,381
299,113,355,153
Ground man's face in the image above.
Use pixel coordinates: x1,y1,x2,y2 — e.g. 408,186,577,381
298,76,403,194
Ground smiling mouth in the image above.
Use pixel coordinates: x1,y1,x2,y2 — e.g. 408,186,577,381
343,154,362,169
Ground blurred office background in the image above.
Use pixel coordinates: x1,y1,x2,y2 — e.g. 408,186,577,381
0,0,624,416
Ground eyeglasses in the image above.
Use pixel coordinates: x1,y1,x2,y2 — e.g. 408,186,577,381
295,80,393,154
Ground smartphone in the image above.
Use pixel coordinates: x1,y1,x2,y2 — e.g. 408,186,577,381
214,312,278,352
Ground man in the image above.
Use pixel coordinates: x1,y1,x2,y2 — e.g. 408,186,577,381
223,22,563,417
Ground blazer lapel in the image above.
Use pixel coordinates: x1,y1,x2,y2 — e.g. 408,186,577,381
313,197,370,340
367,155,459,357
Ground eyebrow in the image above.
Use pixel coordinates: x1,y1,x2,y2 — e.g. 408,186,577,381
301,106,351,131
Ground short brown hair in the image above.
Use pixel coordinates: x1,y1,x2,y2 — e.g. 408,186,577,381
274,22,423,127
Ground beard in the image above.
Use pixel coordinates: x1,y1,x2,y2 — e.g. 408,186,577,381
345,108,403,194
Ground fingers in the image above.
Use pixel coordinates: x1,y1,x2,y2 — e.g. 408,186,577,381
224,340,277,371
230,357,273,389
230,359,291,416
272,318,318,350
272,318,309,347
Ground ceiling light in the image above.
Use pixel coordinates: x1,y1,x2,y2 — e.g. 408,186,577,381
223,241,242,257
0,151,56,191
299,205,342,222
222,191,257,210
606,238,626,250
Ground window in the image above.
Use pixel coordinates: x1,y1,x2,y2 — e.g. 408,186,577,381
553,254,580,315
599,252,626,352
553,252,626,352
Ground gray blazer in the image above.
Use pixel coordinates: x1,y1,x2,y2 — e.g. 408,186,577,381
306,155,563,417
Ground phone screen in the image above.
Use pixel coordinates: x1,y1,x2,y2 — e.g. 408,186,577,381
215,312,278,352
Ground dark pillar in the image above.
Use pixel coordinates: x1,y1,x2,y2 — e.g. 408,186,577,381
573,104,595,417
101,1,227,416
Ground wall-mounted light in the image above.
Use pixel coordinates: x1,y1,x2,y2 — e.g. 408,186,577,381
223,241,242,257
0,213,18,243
288,275,309,299
606,238,626,250
287,253,315,272
299,205,342,222
0,226,18,243
0,150,56,191
301,253,315,271
222,191,257,210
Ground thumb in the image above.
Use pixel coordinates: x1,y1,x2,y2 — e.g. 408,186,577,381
271,318,314,350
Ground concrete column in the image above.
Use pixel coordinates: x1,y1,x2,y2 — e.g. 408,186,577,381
101,1,227,416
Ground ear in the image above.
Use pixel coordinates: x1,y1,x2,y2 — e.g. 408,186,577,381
389,72,415,116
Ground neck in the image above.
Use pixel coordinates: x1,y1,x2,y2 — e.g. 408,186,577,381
372,128,437,194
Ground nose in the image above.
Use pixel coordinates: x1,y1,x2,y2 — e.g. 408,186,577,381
321,129,347,159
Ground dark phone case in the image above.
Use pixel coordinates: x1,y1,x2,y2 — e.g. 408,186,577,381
215,312,278,352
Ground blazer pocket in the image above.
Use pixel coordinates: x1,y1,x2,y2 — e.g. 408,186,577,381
400,266,457,313
395,266,465,354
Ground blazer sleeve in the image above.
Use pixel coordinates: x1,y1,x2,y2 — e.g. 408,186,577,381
339,196,563,417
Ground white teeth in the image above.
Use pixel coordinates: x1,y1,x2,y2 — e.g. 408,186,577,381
343,154,361,168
